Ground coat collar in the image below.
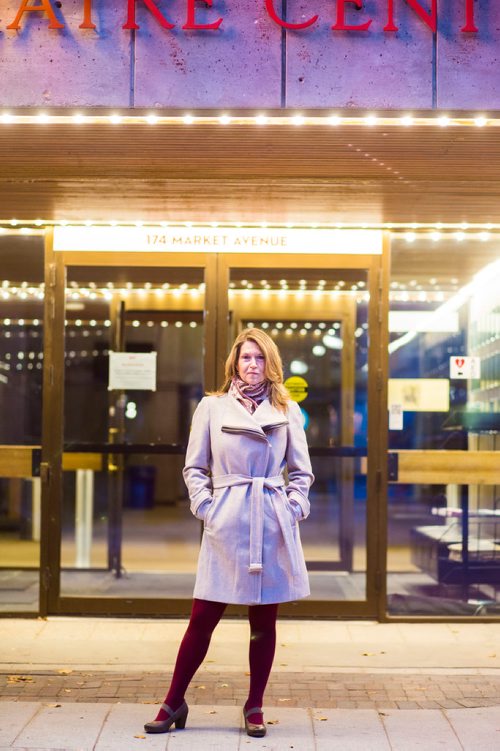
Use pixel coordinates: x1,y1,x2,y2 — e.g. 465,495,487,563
221,394,288,438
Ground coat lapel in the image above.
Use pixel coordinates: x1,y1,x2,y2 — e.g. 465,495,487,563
221,394,288,440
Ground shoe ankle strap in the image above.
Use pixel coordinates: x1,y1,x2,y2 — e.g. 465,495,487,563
244,706,263,717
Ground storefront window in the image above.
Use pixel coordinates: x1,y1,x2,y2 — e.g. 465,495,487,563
0,234,44,612
387,235,500,616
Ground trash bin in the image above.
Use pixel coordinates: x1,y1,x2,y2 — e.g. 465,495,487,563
126,465,156,509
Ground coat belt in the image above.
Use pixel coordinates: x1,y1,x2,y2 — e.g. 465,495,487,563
212,473,300,577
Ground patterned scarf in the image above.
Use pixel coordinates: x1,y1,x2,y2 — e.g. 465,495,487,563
229,376,269,414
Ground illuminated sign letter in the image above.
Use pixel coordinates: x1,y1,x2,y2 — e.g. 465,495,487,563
123,0,175,30
7,0,64,30
332,0,372,32
461,0,478,32
79,0,96,29
183,0,222,30
384,0,437,33
265,0,318,30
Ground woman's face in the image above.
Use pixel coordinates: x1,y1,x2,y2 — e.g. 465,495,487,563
237,340,266,385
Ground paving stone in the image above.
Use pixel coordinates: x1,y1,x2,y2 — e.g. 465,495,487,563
0,702,41,746
383,709,462,750
446,707,500,750
313,708,390,750
13,702,111,750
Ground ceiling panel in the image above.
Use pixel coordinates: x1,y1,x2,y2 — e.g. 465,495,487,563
1,122,500,225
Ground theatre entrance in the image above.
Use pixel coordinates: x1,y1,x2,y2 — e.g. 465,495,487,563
38,232,388,618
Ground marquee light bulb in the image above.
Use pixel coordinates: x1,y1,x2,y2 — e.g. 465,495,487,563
328,115,341,126
474,116,487,127
36,112,49,124
401,115,414,126
438,115,450,127
291,114,304,126
73,113,85,124
219,114,231,125
365,114,378,126
479,231,490,241
109,114,122,124
1,113,13,124
255,114,269,125
146,114,158,125
183,114,194,124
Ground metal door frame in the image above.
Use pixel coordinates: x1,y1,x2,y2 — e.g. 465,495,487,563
40,232,390,618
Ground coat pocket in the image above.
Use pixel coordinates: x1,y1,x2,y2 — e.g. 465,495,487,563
203,496,218,528
282,493,298,526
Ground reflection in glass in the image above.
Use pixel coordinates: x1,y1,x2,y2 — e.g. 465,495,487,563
387,238,500,616
61,269,204,600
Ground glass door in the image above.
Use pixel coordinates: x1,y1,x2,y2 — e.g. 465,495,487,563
217,253,388,617
43,251,216,615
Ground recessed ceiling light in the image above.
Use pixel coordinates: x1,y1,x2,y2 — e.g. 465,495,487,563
255,114,269,125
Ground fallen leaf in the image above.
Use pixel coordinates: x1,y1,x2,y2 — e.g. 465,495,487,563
219,683,229,688
489,653,497,658
244,671,251,676
208,710,217,715
195,685,206,690
278,698,291,703
57,669,73,675
267,719,280,725
362,652,376,657
280,663,288,667
314,716,328,721
133,734,146,739
45,703,62,708
64,689,72,693
7,675,33,683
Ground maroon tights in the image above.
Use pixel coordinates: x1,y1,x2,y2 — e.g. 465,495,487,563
155,598,279,724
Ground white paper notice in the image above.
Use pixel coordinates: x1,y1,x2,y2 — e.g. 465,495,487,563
449,356,481,379
108,352,157,391
389,404,404,430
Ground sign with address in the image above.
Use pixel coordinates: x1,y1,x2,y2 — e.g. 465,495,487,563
449,356,481,380
53,226,383,255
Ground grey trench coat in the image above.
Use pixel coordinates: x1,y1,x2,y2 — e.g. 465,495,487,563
183,393,314,605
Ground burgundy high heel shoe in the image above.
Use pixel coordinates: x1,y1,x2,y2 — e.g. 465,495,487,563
144,701,189,733
243,706,266,737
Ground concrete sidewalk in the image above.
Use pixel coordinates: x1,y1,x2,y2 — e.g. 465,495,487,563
1,617,500,749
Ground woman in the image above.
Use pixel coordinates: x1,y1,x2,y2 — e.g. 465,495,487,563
145,327,313,738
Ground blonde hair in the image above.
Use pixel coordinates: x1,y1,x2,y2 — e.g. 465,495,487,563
214,328,290,412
